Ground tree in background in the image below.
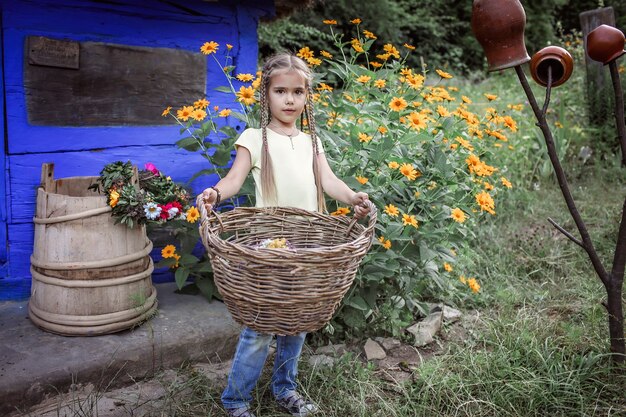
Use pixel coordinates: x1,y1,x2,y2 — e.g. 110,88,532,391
259,0,625,75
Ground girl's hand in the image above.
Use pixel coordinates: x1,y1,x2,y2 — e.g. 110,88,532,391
351,192,370,219
200,187,218,211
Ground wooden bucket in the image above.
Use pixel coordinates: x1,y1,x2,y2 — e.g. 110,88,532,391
28,163,157,336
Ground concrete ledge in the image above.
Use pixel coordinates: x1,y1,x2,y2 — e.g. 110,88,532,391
0,282,241,416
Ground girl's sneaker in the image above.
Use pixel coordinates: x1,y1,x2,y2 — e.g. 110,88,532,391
275,392,319,416
225,405,256,417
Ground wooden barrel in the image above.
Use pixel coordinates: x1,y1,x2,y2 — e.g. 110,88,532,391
28,163,157,336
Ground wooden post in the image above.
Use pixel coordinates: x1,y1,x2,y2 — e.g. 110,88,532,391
580,7,616,127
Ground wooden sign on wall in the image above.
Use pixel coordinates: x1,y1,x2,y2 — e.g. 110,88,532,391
24,37,206,126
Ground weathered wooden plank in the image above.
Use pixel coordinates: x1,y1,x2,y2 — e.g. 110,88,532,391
24,40,207,126
580,7,616,126
3,2,250,153
8,144,231,223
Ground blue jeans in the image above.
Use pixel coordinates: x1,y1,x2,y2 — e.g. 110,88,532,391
221,326,307,409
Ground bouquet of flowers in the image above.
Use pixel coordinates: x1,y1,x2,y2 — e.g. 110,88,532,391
89,161,199,228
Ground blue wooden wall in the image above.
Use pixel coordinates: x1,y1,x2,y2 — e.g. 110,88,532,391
0,0,274,300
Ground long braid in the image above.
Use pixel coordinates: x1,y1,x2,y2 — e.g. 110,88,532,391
259,71,277,205
306,85,327,213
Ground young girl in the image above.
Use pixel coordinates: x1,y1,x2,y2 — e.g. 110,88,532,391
201,53,371,417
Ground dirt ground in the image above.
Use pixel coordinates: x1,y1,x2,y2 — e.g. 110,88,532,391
15,311,482,417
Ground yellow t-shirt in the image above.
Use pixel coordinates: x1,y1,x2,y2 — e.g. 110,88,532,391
235,127,324,211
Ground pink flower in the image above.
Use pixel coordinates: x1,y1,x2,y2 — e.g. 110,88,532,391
145,162,159,175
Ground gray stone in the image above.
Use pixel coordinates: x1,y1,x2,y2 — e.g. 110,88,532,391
406,310,443,347
443,305,463,323
363,338,386,361
308,354,336,368
374,337,401,351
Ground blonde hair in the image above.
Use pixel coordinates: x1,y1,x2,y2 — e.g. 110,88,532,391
258,53,327,213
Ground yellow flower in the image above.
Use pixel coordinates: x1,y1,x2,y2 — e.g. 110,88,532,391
414,191,420,198
323,19,337,25
501,177,512,189
437,105,450,117
109,190,120,208
213,105,219,111
405,74,424,90
200,41,219,55
378,236,392,250
236,73,254,82
219,109,232,117
191,109,207,121
356,75,371,83
403,43,416,50
378,126,388,134
331,207,351,216
297,46,314,60
459,275,467,284
484,93,498,101
461,95,472,104
171,253,181,269
455,136,474,151
444,263,453,272
389,97,408,112
399,163,419,181
502,116,518,132
176,106,194,122
161,244,176,259
252,76,262,90
351,38,364,53
363,30,377,39
384,204,399,217
374,79,386,88
450,208,466,223
226,44,233,50
388,161,399,169
320,50,333,59
356,176,368,184
236,86,257,106
436,69,453,79
358,132,373,143
467,278,481,293
350,18,362,24
383,43,400,59
317,83,334,92
161,106,172,117
476,191,496,215
186,206,200,223
194,98,209,109
507,103,524,111
485,129,508,142
483,181,494,191
402,213,418,228
555,121,563,128
406,111,428,131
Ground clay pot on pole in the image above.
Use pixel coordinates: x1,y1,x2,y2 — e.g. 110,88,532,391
471,0,530,71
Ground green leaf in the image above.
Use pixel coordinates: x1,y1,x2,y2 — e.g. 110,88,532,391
176,137,201,151
175,267,191,289
214,86,233,93
344,295,370,311
212,147,234,166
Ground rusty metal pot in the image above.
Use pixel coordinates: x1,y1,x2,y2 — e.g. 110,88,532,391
586,24,625,65
529,46,574,87
471,0,530,71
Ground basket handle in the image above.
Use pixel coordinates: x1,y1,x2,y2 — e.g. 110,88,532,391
346,199,377,236
196,194,225,233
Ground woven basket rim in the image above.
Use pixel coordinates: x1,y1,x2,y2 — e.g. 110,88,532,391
201,204,376,254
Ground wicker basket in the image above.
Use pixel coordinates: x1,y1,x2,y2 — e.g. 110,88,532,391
197,198,377,335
